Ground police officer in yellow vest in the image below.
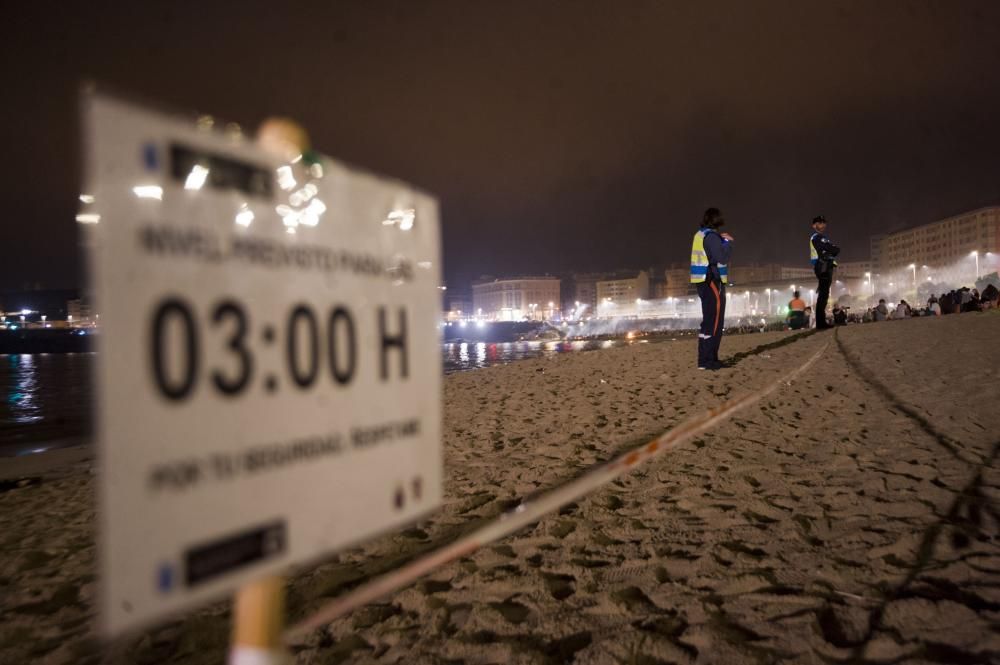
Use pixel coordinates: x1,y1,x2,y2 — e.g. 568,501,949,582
691,208,733,370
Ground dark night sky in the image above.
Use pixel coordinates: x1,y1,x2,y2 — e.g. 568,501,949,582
2,1,999,292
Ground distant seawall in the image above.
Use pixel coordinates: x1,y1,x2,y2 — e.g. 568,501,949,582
441,316,766,344
0,330,94,354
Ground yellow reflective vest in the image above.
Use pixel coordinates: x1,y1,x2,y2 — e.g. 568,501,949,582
690,228,728,284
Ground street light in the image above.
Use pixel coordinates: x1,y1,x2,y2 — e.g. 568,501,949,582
971,251,979,280
908,263,916,291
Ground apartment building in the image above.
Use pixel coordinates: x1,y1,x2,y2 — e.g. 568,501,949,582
873,206,1000,272
471,276,561,321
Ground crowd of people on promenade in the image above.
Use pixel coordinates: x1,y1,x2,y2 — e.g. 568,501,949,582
782,284,998,330
854,283,999,323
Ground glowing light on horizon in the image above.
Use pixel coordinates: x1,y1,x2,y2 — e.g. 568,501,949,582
133,185,163,200
382,208,416,231
235,205,254,227
306,198,326,217
184,164,210,190
276,166,296,191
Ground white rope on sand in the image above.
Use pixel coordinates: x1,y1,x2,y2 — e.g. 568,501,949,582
285,340,830,642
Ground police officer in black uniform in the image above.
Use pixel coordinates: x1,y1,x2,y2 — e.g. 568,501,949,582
810,215,840,329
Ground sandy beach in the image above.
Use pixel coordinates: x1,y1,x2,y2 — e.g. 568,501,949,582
1,312,998,664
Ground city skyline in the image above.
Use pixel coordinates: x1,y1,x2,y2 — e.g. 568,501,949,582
2,3,1000,292
4,201,996,308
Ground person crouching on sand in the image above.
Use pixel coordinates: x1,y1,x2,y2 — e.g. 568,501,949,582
788,290,807,330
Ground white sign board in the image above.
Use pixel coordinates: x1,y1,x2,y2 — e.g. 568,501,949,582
83,93,442,636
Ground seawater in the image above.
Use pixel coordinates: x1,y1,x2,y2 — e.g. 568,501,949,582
0,353,94,456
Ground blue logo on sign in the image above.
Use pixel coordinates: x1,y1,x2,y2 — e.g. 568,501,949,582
157,563,174,593
143,143,159,171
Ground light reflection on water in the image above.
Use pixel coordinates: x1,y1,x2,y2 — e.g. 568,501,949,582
0,353,94,455
8,354,41,423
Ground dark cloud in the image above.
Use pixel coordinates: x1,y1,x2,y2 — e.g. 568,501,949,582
1,1,999,290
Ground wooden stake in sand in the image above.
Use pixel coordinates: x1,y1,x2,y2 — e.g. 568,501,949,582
285,341,830,641
230,576,287,665
227,117,303,665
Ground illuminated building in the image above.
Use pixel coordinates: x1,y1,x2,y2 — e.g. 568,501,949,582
596,270,648,305
872,206,1000,272
596,271,649,317
471,276,561,321
67,298,95,326
567,273,604,316
444,293,472,322
662,264,691,298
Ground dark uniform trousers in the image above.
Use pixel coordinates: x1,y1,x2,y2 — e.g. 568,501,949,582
815,269,833,327
697,280,726,366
